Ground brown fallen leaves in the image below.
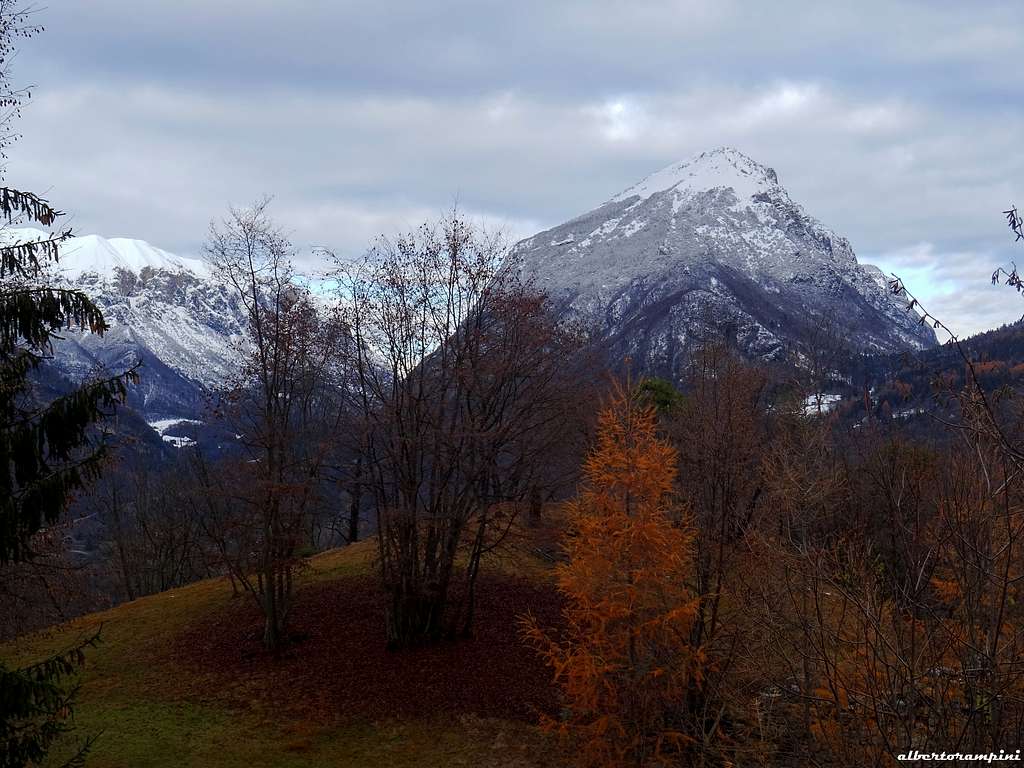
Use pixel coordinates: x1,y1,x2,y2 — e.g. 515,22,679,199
170,572,563,725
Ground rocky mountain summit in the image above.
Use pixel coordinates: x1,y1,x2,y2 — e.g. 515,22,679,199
514,147,936,377
9,228,247,443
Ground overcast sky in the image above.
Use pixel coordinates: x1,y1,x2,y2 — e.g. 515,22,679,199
6,1,1023,336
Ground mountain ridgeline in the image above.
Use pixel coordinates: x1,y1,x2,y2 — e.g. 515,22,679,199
3,227,248,452
27,149,940,451
514,147,936,379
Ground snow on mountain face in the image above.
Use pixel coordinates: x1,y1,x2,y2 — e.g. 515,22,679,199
9,228,248,422
514,147,935,378
63,235,212,280
6,228,212,279
610,147,778,204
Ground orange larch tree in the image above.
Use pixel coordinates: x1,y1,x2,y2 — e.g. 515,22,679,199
522,380,702,768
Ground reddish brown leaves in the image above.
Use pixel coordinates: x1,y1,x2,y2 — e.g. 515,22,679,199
522,381,701,767
171,572,563,724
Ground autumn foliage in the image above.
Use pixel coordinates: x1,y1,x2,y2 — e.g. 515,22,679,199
522,381,702,768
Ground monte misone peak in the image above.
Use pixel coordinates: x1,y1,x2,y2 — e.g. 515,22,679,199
609,147,781,205
516,149,935,379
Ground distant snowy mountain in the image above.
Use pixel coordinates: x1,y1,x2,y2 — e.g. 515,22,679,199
8,228,248,437
40,229,212,280
14,149,935,436
515,147,935,377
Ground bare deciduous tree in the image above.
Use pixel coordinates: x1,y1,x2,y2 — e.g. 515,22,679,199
335,212,585,648
205,199,350,651
92,460,207,602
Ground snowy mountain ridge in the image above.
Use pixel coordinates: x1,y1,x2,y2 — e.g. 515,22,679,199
515,147,935,377
8,226,248,425
13,147,935,427
609,146,779,205
5,227,212,280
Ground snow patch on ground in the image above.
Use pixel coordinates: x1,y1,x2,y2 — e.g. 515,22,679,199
591,217,622,238
803,394,843,416
618,218,646,238
148,418,203,448
162,435,197,448
148,418,202,434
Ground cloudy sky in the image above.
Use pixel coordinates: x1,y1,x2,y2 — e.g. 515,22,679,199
6,1,1023,335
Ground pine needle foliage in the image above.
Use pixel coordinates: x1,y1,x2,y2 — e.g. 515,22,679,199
522,380,703,768
0,189,135,565
0,191,133,763
0,6,134,765
0,632,101,768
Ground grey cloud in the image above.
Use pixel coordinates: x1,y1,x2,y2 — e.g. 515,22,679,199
32,2,1023,101
3,0,1022,335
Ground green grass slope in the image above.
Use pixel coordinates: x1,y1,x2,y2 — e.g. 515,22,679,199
2,540,566,768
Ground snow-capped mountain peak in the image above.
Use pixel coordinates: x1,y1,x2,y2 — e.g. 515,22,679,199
11,226,248,422
4,227,211,279
516,148,936,378
610,147,780,205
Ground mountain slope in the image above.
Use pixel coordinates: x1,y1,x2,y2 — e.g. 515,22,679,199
7,228,248,435
0,541,564,767
514,148,935,377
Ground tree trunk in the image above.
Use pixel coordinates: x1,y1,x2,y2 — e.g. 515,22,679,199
347,471,361,544
110,487,137,602
262,568,281,652
263,612,280,651
384,584,448,649
527,485,543,528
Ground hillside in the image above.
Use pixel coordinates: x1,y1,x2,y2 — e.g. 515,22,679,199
809,320,1024,429
1,539,567,768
